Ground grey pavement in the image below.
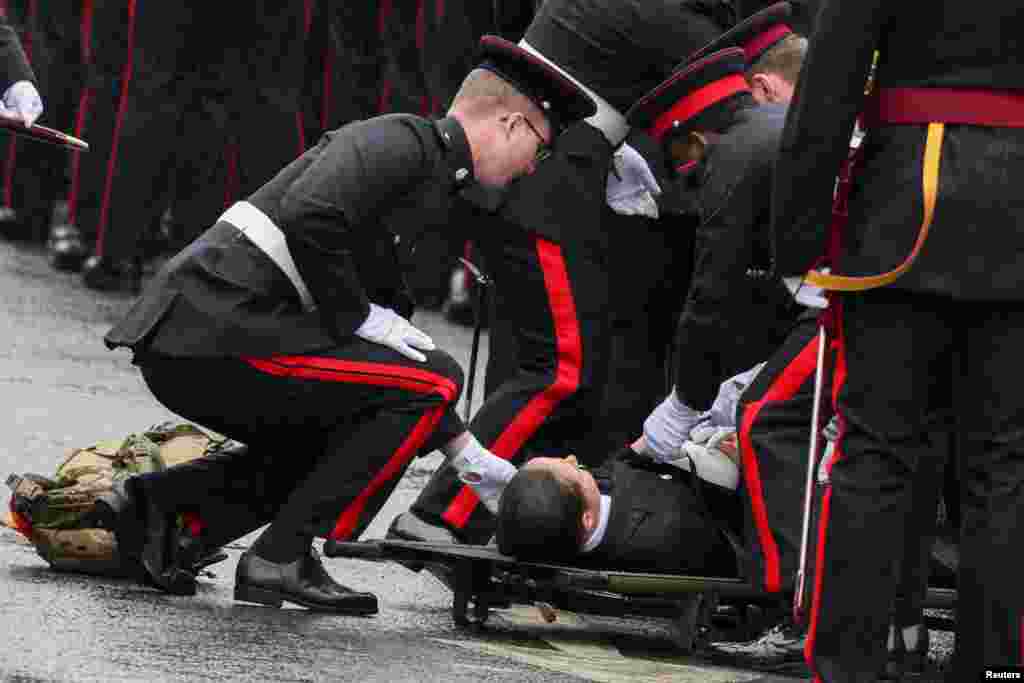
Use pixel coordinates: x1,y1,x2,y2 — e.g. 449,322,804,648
0,239,940,682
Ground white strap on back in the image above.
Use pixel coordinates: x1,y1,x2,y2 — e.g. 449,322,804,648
219,201,317,312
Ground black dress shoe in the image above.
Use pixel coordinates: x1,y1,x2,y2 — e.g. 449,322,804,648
47,223,88,272
81,254,142,293
234,550,378,614
0,205,26,240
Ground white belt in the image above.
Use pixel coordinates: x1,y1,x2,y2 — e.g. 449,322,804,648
518,39,630,148
218,201,317,312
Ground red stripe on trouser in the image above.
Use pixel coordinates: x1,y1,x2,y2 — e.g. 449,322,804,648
804,301,848,681
241,355,458,402
222,141,239,209
241,354,458,541
81,1,95,64
95,0,137,257
442,238,583,529
321,42,334,130
738,335,820,593
377,0,393,113
294,111,306,155
67,0,96,225
330,405,445,540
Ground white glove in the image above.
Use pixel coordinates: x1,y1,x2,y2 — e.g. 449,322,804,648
355,303,436,362
641,389,706,463
606,142,661,219
0,81,43,127
783,272,828,309
454,451,517,516
679,427,740,490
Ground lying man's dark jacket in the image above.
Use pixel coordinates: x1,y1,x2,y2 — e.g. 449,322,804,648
575,451,742,575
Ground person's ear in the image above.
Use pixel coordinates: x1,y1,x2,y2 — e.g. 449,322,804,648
749,72,771,102
580,507,598,536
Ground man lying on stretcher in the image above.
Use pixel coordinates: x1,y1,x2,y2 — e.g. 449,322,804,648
456,366,762,575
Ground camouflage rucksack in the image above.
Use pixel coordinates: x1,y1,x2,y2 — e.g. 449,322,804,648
4,422,231,577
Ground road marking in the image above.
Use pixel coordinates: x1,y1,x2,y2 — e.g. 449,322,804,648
433,606,767,683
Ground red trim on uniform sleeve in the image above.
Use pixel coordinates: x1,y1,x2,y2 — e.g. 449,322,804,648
742,24,792,63
442,238,582,529
329,405,445,540
650,74,749,142
738,335,820,593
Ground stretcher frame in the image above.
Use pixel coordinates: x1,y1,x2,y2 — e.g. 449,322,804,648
325,539,956,653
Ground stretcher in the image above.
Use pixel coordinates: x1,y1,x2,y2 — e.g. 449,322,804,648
324,538,957,653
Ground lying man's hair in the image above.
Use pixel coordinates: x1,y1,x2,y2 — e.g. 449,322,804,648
496,468,583,562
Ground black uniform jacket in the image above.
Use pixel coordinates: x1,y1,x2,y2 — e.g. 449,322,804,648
576,453,741,576
105,114,474,358
0,14,33,90
675,101,799,411
524,0,736,112
773,1,1024,300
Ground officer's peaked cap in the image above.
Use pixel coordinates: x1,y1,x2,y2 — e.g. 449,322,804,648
477,35,597,131
689,2,795,66
626,48,749,142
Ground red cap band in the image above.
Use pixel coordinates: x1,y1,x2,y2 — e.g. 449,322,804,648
743,24,792,63
650,74,750,141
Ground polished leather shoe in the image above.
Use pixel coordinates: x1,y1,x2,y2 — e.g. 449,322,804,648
47,223,87,272
0,205,26,240
234,550,378,614
82,254,142,293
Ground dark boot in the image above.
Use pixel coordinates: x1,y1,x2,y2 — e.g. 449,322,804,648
81,254,142,293
234,549,378,614
126,478,198,596
47,223,88,272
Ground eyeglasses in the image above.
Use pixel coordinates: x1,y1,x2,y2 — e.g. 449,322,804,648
519,114,553,163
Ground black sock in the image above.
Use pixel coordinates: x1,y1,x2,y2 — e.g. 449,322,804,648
248,526,311,564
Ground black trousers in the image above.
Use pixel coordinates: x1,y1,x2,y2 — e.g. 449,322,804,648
0,0,83,239
739,314,952,624
412,223,613,542
802,290,1024,682
73,2,309,263
132,341,464,554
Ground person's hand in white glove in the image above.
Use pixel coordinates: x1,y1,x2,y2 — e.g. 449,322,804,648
782,268,829,309
606,142,661,218
355,303,436,362
678,426,741,490
641,389,706,463
0,81,43,127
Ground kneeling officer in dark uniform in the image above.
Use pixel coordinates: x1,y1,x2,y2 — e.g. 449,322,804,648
102,36,595,614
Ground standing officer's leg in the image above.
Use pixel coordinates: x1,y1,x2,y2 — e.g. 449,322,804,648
953,300,1024,678
805,290,952,682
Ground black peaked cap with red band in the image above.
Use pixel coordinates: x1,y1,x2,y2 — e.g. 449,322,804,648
688,2,794,66
477,35,596,132
626,48,750,143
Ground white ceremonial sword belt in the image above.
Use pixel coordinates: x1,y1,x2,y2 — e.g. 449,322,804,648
218,201,317,312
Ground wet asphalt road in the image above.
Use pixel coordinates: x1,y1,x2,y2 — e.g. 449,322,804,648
0,239,922,682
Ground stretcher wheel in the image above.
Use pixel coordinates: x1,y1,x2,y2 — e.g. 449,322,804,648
671,592,714,653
